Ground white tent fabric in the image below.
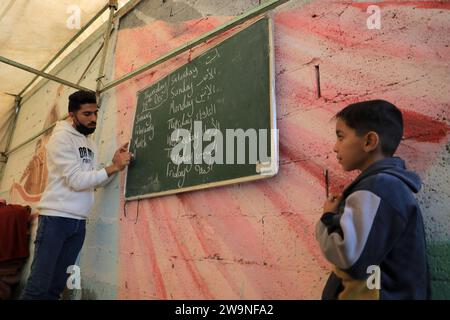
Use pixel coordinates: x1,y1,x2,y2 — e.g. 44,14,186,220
0,0,130,153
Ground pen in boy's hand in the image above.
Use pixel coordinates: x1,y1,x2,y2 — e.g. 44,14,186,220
324,169,329,198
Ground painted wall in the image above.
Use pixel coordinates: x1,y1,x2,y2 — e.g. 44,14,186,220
1,0,449,299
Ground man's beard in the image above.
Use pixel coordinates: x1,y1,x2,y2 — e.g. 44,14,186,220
74,116,96,136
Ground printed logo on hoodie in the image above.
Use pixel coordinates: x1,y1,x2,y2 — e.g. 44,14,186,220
79,147,94,164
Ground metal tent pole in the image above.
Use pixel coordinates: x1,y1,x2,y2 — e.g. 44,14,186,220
4,118,62,156
99,0,289,93
3,95,22,155
96,0,118,95
2,0,289,156
18,3,110,97
1,96,21,180
0,56,94,92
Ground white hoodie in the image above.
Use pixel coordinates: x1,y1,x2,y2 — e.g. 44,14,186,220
38,121,112,219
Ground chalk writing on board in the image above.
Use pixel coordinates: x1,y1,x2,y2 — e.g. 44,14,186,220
205,48,220,65
126,17,276,199
151,48,224,188
133,109,155,150
142,79,169,112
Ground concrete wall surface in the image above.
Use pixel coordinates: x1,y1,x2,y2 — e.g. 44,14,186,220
1,0,449,299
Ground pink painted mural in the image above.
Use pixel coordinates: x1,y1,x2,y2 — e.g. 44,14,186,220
8,85,63,206
114,1,450,299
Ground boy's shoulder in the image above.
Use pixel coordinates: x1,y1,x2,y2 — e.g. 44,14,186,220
354,171,408,191
349,171,418,218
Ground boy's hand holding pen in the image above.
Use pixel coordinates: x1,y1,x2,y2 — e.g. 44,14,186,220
323,168,342,214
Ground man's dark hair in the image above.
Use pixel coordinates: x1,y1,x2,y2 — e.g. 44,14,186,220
68,90,97,113
335,99,403,156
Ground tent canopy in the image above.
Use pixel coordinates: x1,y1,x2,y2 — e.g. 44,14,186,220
0,0,131,153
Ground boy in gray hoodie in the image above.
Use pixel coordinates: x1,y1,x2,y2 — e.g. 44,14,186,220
316,100,430,300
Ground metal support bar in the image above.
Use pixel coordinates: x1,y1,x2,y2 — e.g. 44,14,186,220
18,3,110,97
96,0,118,93
4,115,69,157
3,0,288,157
0,1,119,158
99,0,289,93
2,95,22,159
77,42,104,85
0,56,94,93
0,96,22,175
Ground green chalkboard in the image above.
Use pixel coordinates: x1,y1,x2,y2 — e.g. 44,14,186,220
125,17,278,200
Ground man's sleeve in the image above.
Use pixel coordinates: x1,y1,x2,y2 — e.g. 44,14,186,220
96,163,116,188
315,190,406,278
47,136,109,191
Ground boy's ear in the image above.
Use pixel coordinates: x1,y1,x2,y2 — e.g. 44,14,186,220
364,131,380,152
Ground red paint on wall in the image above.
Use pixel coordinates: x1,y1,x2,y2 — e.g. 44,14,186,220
403,110,450,143
114,0,450,299
350,1,450,10
177,194,243,297
279,141,352,194
256,180,330,271
136,201,168,299
275,3,450,62
151,198,215,299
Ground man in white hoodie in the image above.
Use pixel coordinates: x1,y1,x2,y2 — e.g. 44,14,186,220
21,90,131,299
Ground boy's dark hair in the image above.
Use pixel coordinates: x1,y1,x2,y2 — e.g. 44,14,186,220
68,90,97,113
335,99,403,156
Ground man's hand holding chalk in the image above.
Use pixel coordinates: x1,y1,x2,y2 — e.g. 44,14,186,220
106,142,132,176
119,142,129,153
119,141,135,161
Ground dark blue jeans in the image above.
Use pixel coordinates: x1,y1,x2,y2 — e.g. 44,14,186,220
21,215,86,300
